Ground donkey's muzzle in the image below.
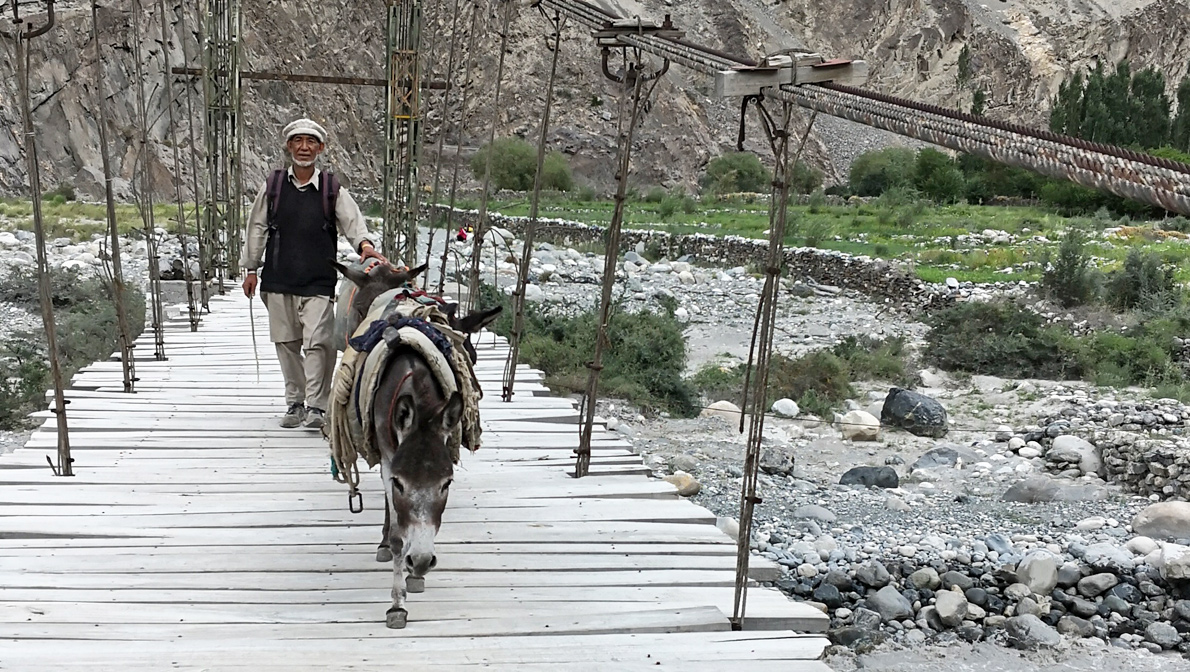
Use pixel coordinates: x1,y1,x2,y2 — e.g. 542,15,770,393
406,553,437,576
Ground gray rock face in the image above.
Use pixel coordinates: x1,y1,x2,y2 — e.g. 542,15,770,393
1016,552,1059,596
1132,501,1190,541
935,590,968,627
791,504,837,523
1047,435,1102,475
866,585,913,623
909,568,941,590
1077,573,1120,598
881,387,948,438
759,446,795,476
1001,476,1109,503
1145,621,1182,650
852,607,883,631
840,466,899,489
855,561,891,588
1005,614,1061,650
1083,542,1134,572
1057,615,1096,638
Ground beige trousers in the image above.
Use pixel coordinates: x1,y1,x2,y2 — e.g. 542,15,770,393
261,292,336,411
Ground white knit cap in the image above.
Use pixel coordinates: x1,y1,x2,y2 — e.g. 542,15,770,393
283,118,327,143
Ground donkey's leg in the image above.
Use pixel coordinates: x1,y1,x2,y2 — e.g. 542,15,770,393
376,491,393,563
386,536,408,629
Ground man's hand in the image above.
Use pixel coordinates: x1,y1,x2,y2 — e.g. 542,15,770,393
360,242,388,264
242,273,258,298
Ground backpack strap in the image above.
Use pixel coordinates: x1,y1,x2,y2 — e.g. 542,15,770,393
321,171,340,233
265,169,286,230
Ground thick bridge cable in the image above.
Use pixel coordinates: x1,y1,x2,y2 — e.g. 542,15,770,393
537,0,1190,216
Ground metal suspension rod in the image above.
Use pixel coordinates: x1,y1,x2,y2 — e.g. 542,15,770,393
131,0,167,360
731,103,815,629
159,0,199,332
12,2,73,476
178,0,210,311
88,0,136,394
501,7,565,403
382,0,422,261
465,0,515,312
575,49,666,477
436,0,484,294
421,0,464,274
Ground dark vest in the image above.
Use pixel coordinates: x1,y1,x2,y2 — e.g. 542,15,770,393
260,179,337,297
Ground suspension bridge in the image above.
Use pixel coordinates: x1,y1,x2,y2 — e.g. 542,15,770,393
6,0,1190,667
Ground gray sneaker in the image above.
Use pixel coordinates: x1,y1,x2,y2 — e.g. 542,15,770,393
304,408,325,429
280,403,306,428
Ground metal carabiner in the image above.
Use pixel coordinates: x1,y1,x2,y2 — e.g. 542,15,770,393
348,489,364,514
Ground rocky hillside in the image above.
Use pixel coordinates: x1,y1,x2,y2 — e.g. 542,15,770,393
2,0,1190,201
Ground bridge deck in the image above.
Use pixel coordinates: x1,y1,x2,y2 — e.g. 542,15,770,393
0,294,829,670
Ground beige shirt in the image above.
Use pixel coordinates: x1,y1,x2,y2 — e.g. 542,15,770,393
241,166,374,272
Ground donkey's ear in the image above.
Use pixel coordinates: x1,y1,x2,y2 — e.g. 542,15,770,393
407,262,430,277
441,302,459,319
332,260,370,288
456,305,503,334
439,392,463,432
393,394,417,437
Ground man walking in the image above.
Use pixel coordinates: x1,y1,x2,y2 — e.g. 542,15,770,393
242,118,386,429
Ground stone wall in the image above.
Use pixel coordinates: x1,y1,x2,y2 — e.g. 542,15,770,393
1099,435,1190,501
427,205,961,311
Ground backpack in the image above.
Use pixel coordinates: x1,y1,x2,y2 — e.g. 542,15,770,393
265,168,340,235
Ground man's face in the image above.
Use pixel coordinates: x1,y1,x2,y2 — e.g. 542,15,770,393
287,135,324,167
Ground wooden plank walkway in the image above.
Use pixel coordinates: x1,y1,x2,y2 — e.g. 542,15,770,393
0,293,829,670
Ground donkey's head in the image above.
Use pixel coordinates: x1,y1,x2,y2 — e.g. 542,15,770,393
441,304,503,364
332,259,429,334
386,389,462,578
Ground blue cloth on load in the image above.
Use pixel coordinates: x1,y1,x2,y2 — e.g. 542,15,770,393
349,317,453,358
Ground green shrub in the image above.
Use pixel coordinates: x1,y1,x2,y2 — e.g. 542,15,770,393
42,184,76,202
0,269,146,429
1042,228,1100,308
848,147,916,196
470,137,573,192
1105,248,1178,311
642,186,668,203
923,301,1079,379
479,284,696,415
807,188,827,214
790,160,824,195
701,152,771,194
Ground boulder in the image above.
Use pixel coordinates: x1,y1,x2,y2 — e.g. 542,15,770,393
1077,573,1119,598
759,446,795,476
771,398,800,418
840,466,899,489
791,505,837,523
662,472,701,497
839,410,880,441
1158,543,1190,581
1132,502,1190,541
1145,622,1182,650
910,444,980,472
866,585,913,623
1057,615,1096,638
935,590,968,627
1046,435,1102,475
1004,614,1061,650
852,607,883,631
880,387,948,438
908,567,941,590
855,561,891,588
1016,552,1059,596
1126,536,1160,556
700,400,742,425
1001,476,1109,503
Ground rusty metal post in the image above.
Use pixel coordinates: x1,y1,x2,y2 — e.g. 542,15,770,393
159,0,199,332
501,6,565,403
731,102,816,629
436,0,484,294
466,0,515,311
177,2,210,311
574,47,668,477
420,0,464,273
131,0,167,360
10,1,73,475
88,0,137,393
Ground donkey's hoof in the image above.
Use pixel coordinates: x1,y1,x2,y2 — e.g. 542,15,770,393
406,576,425,593
376,547,393,563
385,607,408,629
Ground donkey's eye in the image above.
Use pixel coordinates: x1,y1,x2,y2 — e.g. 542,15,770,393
392,478,406,495
441,479,452,493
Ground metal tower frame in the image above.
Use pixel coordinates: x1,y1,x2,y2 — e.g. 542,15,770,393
383,0,423,263
202,0,242,291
